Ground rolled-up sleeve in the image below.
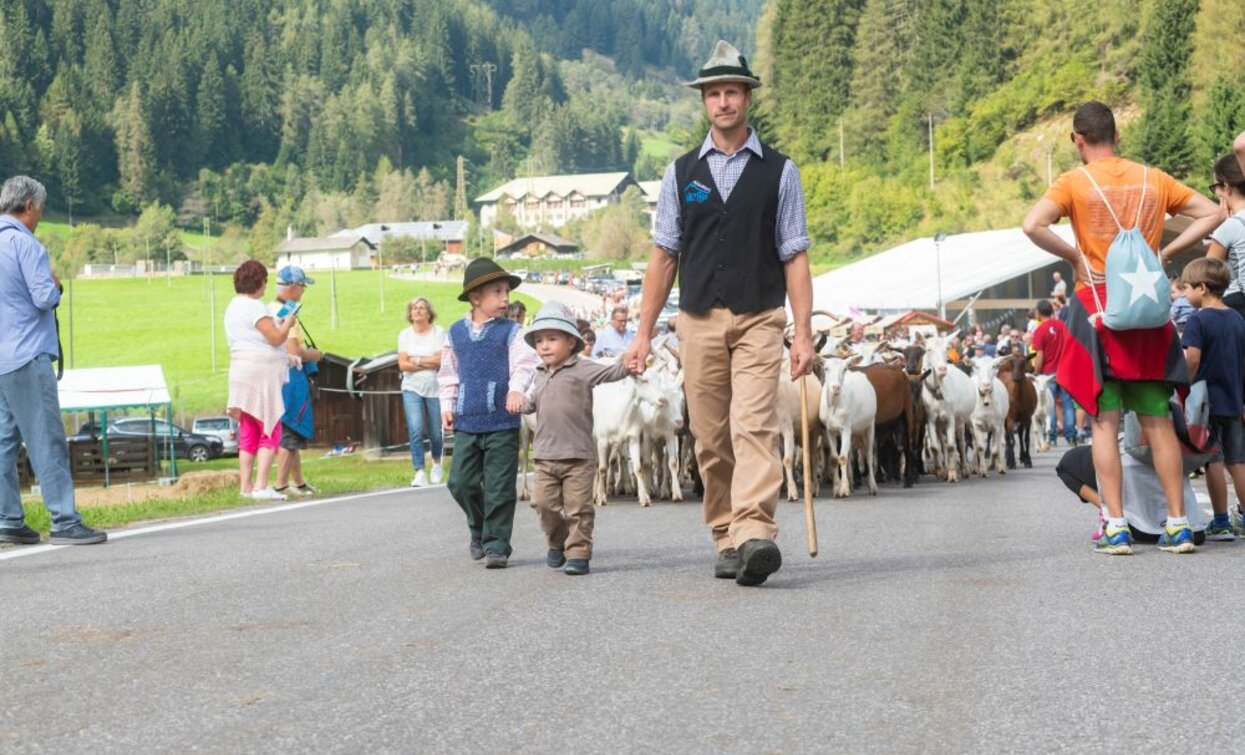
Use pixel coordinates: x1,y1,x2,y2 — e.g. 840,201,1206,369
437,343,459,408
652,161,682,256
776,160,811,261
20,238,60,310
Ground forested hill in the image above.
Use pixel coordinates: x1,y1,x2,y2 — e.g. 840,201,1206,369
0,0,756,238
755,0,1245,259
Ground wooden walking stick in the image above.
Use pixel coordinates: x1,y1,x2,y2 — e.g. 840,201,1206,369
799,376,819,557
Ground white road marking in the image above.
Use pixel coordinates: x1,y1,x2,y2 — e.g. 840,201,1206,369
0,485,443,563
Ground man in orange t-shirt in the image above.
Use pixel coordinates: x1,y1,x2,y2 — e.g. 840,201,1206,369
1023,101,1221,556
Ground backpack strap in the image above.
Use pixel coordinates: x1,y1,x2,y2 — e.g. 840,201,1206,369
1132,166,1148,229
1078,166,1123,232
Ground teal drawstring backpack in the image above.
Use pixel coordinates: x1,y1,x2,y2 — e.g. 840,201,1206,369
1078,165,1170,330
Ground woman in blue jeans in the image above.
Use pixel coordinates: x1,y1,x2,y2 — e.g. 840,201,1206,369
398,298,446,487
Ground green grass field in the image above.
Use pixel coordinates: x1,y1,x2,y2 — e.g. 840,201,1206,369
60,271,540,419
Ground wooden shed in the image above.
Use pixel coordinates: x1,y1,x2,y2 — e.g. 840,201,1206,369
313,351,452,455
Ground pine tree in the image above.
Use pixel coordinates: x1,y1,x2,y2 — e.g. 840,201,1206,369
1135,0,1198,178
195,54,227,170
110,82,155,211
1194,75,1245,171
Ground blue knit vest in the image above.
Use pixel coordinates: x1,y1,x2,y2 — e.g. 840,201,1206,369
448,318,520,433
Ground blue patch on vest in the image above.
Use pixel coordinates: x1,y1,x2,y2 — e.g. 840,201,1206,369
683,180,711,204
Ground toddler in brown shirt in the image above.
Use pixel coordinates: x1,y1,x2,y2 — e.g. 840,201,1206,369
523,301,635,575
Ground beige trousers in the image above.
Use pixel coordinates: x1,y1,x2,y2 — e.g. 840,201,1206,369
679,305,785,551
531,458,597,559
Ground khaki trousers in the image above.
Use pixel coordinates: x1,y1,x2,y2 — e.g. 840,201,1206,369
531,458,597,559
679,305,785,550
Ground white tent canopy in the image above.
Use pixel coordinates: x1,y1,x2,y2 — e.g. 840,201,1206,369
58,365,171,413
811,225,1076,312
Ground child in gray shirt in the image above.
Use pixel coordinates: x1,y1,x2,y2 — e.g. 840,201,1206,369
523,301,634,575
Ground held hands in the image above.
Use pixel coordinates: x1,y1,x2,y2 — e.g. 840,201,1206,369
505,390,524,414
442,410,455,431
623,339,651,376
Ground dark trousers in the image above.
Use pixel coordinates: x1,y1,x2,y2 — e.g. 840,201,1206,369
447,428,519,556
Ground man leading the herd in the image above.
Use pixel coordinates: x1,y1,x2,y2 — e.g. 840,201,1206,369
626,41,815,587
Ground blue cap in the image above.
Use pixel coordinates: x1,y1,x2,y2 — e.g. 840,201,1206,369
277,266,315,286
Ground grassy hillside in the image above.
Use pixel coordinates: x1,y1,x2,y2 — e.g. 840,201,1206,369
60,272,539,420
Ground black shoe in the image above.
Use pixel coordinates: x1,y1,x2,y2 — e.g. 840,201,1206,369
0,524,40,544
469,535,484,561
48,523,107,545
546,548,566,568
484,553,509,569
736,539,781,587
564,559,590,575
714,548,740,579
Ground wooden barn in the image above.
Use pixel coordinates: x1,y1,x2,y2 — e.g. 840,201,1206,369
313,352,453,455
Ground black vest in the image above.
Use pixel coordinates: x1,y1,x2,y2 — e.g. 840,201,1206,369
675,142,788,315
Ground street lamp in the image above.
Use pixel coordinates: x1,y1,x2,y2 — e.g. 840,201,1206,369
934,232,947,320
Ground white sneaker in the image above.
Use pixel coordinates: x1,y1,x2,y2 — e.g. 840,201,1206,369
250,487,288,501
430,465,443,485
411,470,428,487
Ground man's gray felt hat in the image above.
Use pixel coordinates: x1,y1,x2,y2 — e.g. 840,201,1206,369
685,40,762,90
525,301,584,350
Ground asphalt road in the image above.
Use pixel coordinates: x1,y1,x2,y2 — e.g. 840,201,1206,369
4,450,1245,754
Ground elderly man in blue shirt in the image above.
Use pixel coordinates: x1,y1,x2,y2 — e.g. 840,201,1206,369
592,305,635,358
0,176,106,545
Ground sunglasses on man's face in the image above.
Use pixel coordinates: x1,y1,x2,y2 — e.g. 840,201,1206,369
1210,182,1224,193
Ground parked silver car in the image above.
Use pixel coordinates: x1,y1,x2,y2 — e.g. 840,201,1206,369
192,415,239,456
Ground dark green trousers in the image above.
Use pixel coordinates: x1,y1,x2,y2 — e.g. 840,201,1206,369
447,429,520,556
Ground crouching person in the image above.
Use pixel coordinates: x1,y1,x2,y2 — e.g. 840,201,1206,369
439,259,539,569
523,302,635,575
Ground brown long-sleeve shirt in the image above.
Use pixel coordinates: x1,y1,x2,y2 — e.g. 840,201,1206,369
524,355,631,461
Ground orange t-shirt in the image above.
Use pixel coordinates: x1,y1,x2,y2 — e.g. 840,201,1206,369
1045,156,1195,278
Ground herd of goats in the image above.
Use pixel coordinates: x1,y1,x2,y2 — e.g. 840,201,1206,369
519,314,1055,507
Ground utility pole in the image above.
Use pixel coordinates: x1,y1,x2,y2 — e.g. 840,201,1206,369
378,225,390,314
165,237,172,287
480,62,496,109
454,155,467,220
330,258,339,329
838,118,845,168
928,113,935,190
67,277,74,368
206,217,217,373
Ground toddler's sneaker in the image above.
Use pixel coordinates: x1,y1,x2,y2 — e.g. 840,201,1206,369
1206,516,1236,542
1158,523,1196,554
430,465,443,485
411,470,428,488
294,481,317,496
1094,524,1133,555
564,559,590,576
546,548,566,569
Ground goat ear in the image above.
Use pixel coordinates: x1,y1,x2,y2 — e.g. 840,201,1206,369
814,333,828,353
848,354,863,366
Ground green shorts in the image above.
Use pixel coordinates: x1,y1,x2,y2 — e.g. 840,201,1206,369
1097,380,1171,417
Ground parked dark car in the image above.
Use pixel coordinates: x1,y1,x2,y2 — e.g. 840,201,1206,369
69,418,224,462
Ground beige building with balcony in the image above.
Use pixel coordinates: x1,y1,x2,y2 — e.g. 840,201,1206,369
476,172,637,229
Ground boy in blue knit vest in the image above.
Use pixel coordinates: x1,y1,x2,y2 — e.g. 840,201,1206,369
438,259,540,568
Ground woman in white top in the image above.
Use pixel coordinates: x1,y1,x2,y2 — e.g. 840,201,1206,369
398,297,446,486
224,260,298,500
1208,153,1245,318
